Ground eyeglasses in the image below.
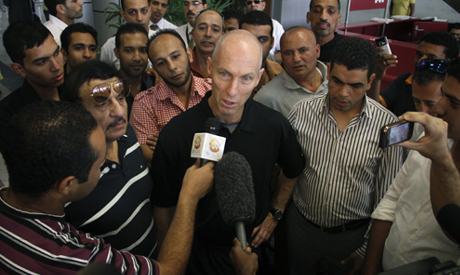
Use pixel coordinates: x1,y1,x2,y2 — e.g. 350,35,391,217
90,79,130,105
246,0,263,5
416,58,447,74
183,1,202,6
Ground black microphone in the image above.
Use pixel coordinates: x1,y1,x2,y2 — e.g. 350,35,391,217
200,118,221,167
214,152,256,250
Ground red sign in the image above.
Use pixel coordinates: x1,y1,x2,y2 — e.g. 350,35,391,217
350,0,387,11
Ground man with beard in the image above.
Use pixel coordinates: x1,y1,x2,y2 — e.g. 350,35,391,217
176,0,207,48
44,0,84,46
307,0,343,64
61,60,158,258
130,29,212,169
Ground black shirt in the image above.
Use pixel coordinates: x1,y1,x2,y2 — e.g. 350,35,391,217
380,72,416,117
319,33,344,64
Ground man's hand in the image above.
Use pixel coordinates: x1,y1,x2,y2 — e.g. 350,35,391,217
146,134,159,152
250,213,277,248
398,112,449,163
230,238,258,275
375,47,398,81
341,252,363,275
180,159,215,202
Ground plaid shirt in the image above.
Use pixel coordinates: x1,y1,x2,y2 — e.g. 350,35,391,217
130,75,212,144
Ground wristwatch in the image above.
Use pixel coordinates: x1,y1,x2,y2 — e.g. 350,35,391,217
269,207,284,221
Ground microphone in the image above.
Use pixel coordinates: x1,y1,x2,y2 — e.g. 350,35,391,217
201,118,220,167
214,152,256,250
191,118,226,166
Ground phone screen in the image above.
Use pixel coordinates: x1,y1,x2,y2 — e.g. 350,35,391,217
380,121,414,148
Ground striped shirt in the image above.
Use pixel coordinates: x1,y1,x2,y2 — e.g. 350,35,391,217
0,188,159,275
65,125,157,257
288,94,402,256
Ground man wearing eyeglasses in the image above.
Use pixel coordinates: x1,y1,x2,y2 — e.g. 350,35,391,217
245,0,284,64
149,0,177,31
61,60,158,258
0,21,64,156
176,0,207,48
361,58,460,274
367,32,459,117
101,0,154,70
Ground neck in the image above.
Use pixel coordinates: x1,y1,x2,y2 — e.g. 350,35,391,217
57,15,73,26
195,49,212,78
119,70,143,97
27,79,60,101
0,188,65,216
294,66,322,92
330,97,363,132
170,75,193,108
105,139,119,163
316,32,335,46
152,18,160,24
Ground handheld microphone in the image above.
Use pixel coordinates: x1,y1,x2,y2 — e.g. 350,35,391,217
214,152,256,250
200,118,221,167
190,118,226,166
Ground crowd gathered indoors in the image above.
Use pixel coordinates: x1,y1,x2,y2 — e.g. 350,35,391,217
1,0,460,274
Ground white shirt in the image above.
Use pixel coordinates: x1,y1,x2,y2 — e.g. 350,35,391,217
43,15,67,46
271,19,284,55
175,22,193,48
149,17,177,32
100,28,155,70
372,139,460,270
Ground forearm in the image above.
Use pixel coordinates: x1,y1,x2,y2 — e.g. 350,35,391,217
140,144,153,169
271,170,297,211
409,4,415,16
361,220,392,275
430,153,460,216
153,206,175,252
367,79,382,103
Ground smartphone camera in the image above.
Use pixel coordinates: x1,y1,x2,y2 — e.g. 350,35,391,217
380,120,414,148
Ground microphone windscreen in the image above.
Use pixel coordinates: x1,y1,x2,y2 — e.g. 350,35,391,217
214,152,256,226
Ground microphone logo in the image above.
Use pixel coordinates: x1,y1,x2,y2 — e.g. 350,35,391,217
209,139,221,153
194,136,201,149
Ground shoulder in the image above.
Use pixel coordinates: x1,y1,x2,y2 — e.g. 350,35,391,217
101,37,115,49
255,73,284,98
193,75,212,89
367,97,398,121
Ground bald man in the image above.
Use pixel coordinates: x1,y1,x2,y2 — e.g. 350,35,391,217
150,30,305,274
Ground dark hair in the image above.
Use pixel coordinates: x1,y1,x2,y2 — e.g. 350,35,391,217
330,37,376,79
447,57,460,83
193,9,225,30
44,0,65,16
121,0,151,10
2,101,98,199
413,65,445,86
239,10,273,38
222,8,244,23
115,23,148,49
61,60,120,104
310,0,340,12
148,28,187,60
61,23,98,54
447,23,460,32
3,21,51,66
420,32,459,60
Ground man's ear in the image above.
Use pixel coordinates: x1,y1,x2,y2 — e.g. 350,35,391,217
61,48,68,62
56,4,66,15
10,63,26,77
306,12,311,24
367,73,376,90
56,176,78,196
120,9,126,21
187,48,193,63
206,56,212,76
114,47,120,60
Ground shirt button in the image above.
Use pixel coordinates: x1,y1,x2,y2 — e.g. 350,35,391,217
112,164,117,169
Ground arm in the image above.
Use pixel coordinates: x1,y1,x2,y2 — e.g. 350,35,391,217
361,220,393,275
156,160,214,275
140,134,158,168
153,205,176,252
251,170,297,248
230,238,259,275
409,3,415,16
367,47,398,104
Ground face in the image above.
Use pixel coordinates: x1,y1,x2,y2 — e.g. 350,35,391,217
224,18,239,33
121,0,151,31
64,0,84,19
328,64,375,115
413,42,446,68
412,80,443,116
433,76,460,140
207,36,264,123
63,32,97,72
307,0,341,39
150,0,168,24
193,10,224,55
115,32,148,78
15,35,64,88
150,34,192,88
78,77,128,142
242,23,273,61
449,28,460,42
183,0,207,26
281,29,320,81
246,0,265,11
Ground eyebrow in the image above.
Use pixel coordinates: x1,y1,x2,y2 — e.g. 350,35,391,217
442,87,460,103
154,50,181,62
32,45,60,64
73,43,96,47
331,75,364,86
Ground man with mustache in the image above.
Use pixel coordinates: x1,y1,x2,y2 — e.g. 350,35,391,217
307,0,343,64
149,0,177,31
130,29,211,169
176,0,207,48
0,21,64,155
44,0,84,46
190,9,224,78
61,60,158,258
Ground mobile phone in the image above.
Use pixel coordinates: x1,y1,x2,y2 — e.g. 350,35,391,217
379,120,414,148
375,36,392,56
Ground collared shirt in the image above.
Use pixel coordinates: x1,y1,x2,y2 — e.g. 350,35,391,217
176,22,193,48
43,15,67,46
149,17,177,32
255,60,328,117
271,19,285,54
253,59,284,96
371,139,460,270
190,47,208,78
0,188,159,274
288,93,402,258
125,72,159,119
130,75,211,144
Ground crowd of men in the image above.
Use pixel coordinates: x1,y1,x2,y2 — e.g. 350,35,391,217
1,0,460,274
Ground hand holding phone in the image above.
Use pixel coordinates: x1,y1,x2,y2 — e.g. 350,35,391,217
380,120,414,148
375,36,392,56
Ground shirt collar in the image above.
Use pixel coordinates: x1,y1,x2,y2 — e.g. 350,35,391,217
154,74,207,101
322,93,372,119
48,15,68,30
